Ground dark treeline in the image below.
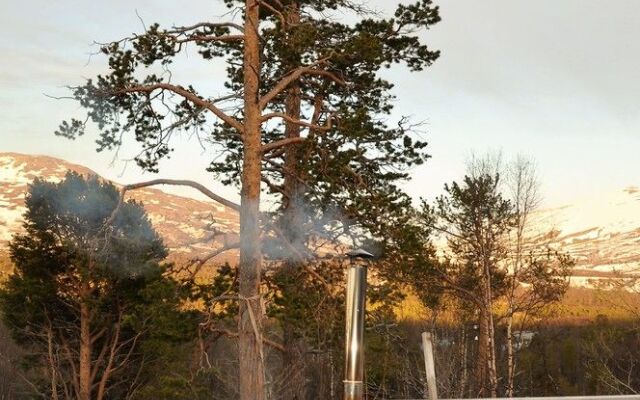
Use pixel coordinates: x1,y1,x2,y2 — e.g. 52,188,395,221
361,315,640,399
2,170,640,399
5,286,640,399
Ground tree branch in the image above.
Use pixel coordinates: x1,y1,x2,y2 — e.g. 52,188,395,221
267,224,332,290
96,313,122,400
185,242,240,279
259,67,345,109
123,179,240,211
261,112,334,132
167,22,245,33
261,137,305,154
258,0,286,26
108,83,244,132
211,328,285,352
175,34,244,43
103,179,239,235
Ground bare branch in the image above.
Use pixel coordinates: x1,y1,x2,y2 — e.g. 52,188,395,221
175,34,244,43
103,179,239,236
267,224,332,290
123,179,240,211
259,66,345,109
210,328,285,352
96,312,122,400
185,242,240,279
261,112,334,132
261,137,305,154
212,92,243,103
108,83,244,133
167,22,245,33
428,224,466,241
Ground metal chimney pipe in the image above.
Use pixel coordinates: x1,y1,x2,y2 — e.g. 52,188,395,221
344,249,373,400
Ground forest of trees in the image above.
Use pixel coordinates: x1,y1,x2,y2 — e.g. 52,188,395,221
1,0,640,399
3,158,640,399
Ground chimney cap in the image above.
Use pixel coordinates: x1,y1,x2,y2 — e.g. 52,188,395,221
347,248,375,259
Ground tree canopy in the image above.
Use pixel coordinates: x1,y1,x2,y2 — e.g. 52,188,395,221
0,172,196,400
54,2,442,397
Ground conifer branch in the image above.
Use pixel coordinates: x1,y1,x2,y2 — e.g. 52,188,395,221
258,1,286,26
175,34,244,43
120,179,240,211
109,83,245,132
259,66,345,109
260,112,334,132
261,137,305,154
103,179,240,235
167,22,245,34
185,243,240,279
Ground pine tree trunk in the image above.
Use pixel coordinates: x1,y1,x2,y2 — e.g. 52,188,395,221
79,286,91,400
477,305,499,397
482,258,498,398
506,312,515,397
460,326,469,399
476,308,489,397
239,1,266,399
279,4,309,398
46,325,59,400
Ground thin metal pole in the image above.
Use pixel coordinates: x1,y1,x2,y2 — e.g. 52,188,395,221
422,332,438,400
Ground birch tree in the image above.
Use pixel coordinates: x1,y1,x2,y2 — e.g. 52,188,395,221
502,156,572,396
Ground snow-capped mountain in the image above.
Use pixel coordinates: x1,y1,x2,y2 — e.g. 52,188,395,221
1,152,639,281
527,187,640,280
0,152,239,269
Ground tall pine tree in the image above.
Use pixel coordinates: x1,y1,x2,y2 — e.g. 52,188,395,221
56,1,441,397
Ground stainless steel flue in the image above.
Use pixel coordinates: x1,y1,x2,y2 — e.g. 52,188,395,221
344,249,373,400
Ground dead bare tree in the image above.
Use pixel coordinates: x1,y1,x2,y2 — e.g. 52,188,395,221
501,156,572,397
504,155,541,397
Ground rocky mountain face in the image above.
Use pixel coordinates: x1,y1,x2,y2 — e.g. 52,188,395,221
1,152,639,283
0,152,239,273
527,187,640,283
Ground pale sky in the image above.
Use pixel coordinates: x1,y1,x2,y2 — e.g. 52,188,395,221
1,0,639,207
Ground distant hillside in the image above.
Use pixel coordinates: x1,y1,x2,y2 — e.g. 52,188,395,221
527,187,640,282
1,152,639,284
0,152,239,271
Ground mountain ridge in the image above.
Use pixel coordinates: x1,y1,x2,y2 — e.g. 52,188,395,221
1,152,639,282
0,152,239,269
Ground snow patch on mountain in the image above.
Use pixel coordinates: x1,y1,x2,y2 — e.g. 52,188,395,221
528,186,640,274
1,152,639,280
0,153,239,267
